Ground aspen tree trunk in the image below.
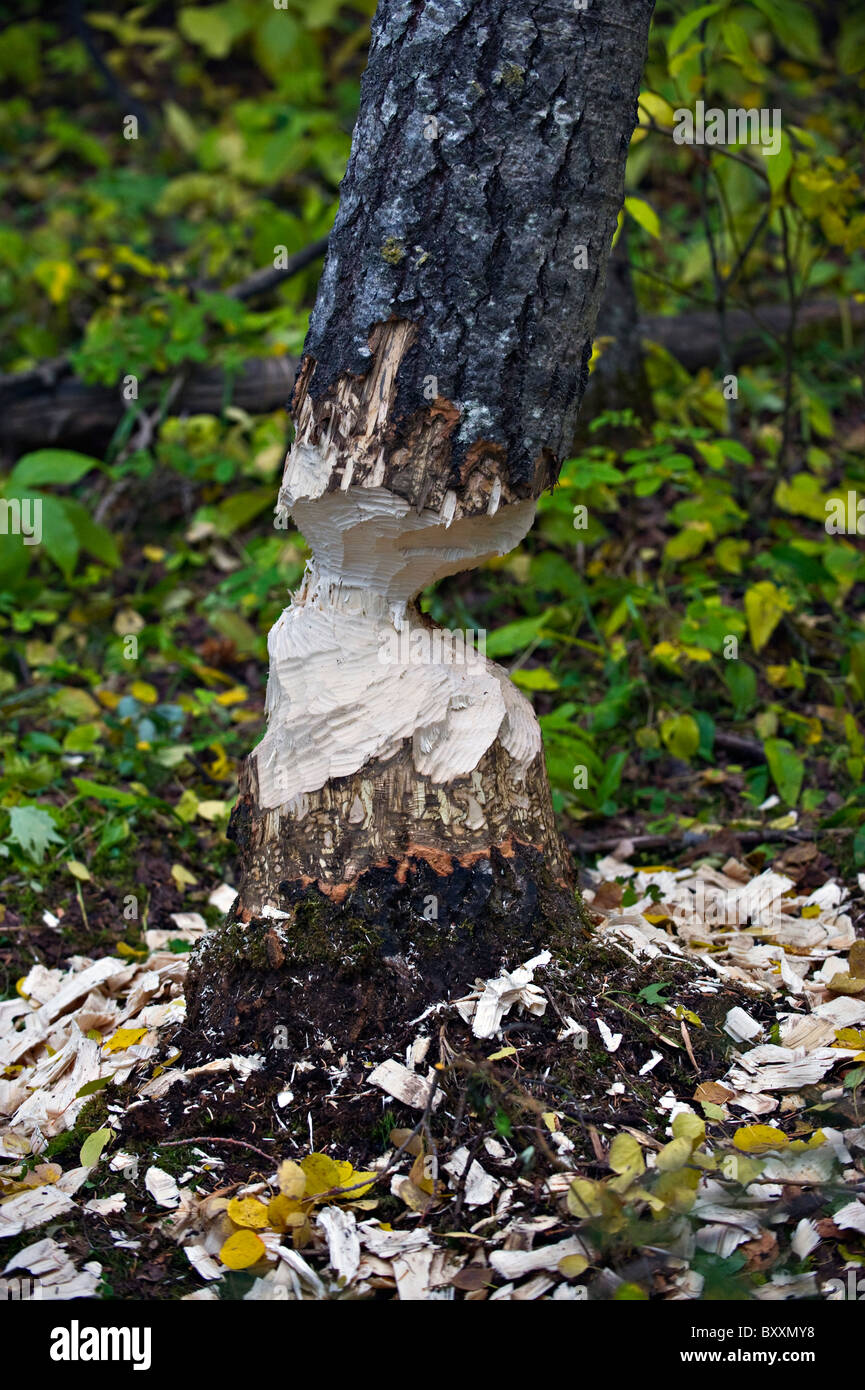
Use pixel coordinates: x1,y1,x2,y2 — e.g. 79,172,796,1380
187,0,654,1054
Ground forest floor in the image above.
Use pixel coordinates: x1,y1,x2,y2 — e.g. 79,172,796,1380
2,406,864,1301
2,837,863,1303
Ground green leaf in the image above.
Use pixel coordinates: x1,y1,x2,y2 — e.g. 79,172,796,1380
6,805,63,864
39,495,80,579
79,1126,112,1169
624,196,661,239
208,610,263,656
178,4,245,58
751,0,821,62
763,129,793,197
60,498,120,567
72,778,140,807
511,667,559,692
664,526,712,562
597,750,627,805
75,1076,113,1100
660,714,700,761
667,3,725,56
724,662,757,719
721,18,765,81
745,581,793,652
214,488,275,536
774,472,826,521
763,738,805,805
486,613,551,659
163,100,199,155
8,450,100,489
637,981,674,1004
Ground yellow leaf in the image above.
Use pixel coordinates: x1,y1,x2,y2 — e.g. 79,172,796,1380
196,800,229,821
206,744,231,779
396,1177,434,1212
567,1179,606,1219
672,1112,706,1146
608,1133,645,1191
103,1027,149,1054
827,973,865,996
171,863,198,889
299,1153,348,1198
653,1166,700,1211
31,1162,62,1186
389,1128,423,1157
1,1133,30,1155
277,1160,306,1200
674,1005,703,1028
142,545,166,562
96,689,121,709
227,1196,270,1229
625,196,661,239
733,1124,788,1154
637,90,676,127
656,1136,694,1171
267,1194,305,1230
215,686,248,707
344,1169,377,1199
630,1184,669,1215
219,1229,267,1270
558,1254,589,1278
681,645,713,662
849,941,865,976
67,860,92,882
745,581,793,652
115,941,147,958
487,1046,517,1061
130,680,158,705
36,259,75,305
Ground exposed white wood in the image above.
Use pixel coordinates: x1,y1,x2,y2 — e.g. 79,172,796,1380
255,485,541,808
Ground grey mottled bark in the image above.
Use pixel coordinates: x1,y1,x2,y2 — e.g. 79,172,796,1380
296,0,656,514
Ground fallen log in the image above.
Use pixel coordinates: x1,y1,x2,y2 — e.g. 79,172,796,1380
1,296,860,454
0,355,298,454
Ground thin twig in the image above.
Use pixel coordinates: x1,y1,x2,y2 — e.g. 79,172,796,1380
158,1135,277,1164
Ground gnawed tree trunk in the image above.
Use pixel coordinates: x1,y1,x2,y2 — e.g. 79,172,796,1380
186,0,655,1056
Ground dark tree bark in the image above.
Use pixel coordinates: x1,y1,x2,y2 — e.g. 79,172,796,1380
185,0,655,1056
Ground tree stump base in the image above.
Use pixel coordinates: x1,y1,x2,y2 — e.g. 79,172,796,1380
183,844,589,1061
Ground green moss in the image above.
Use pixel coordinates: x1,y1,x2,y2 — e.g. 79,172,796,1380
380,236,406,265
494,62,525,89
43,1091,112,1161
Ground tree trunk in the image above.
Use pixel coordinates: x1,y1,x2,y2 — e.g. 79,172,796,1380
186,0,655,1056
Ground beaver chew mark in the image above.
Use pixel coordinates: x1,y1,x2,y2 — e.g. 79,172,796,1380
256,482,540,809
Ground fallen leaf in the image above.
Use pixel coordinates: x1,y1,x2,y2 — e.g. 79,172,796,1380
220,1229,268,1270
